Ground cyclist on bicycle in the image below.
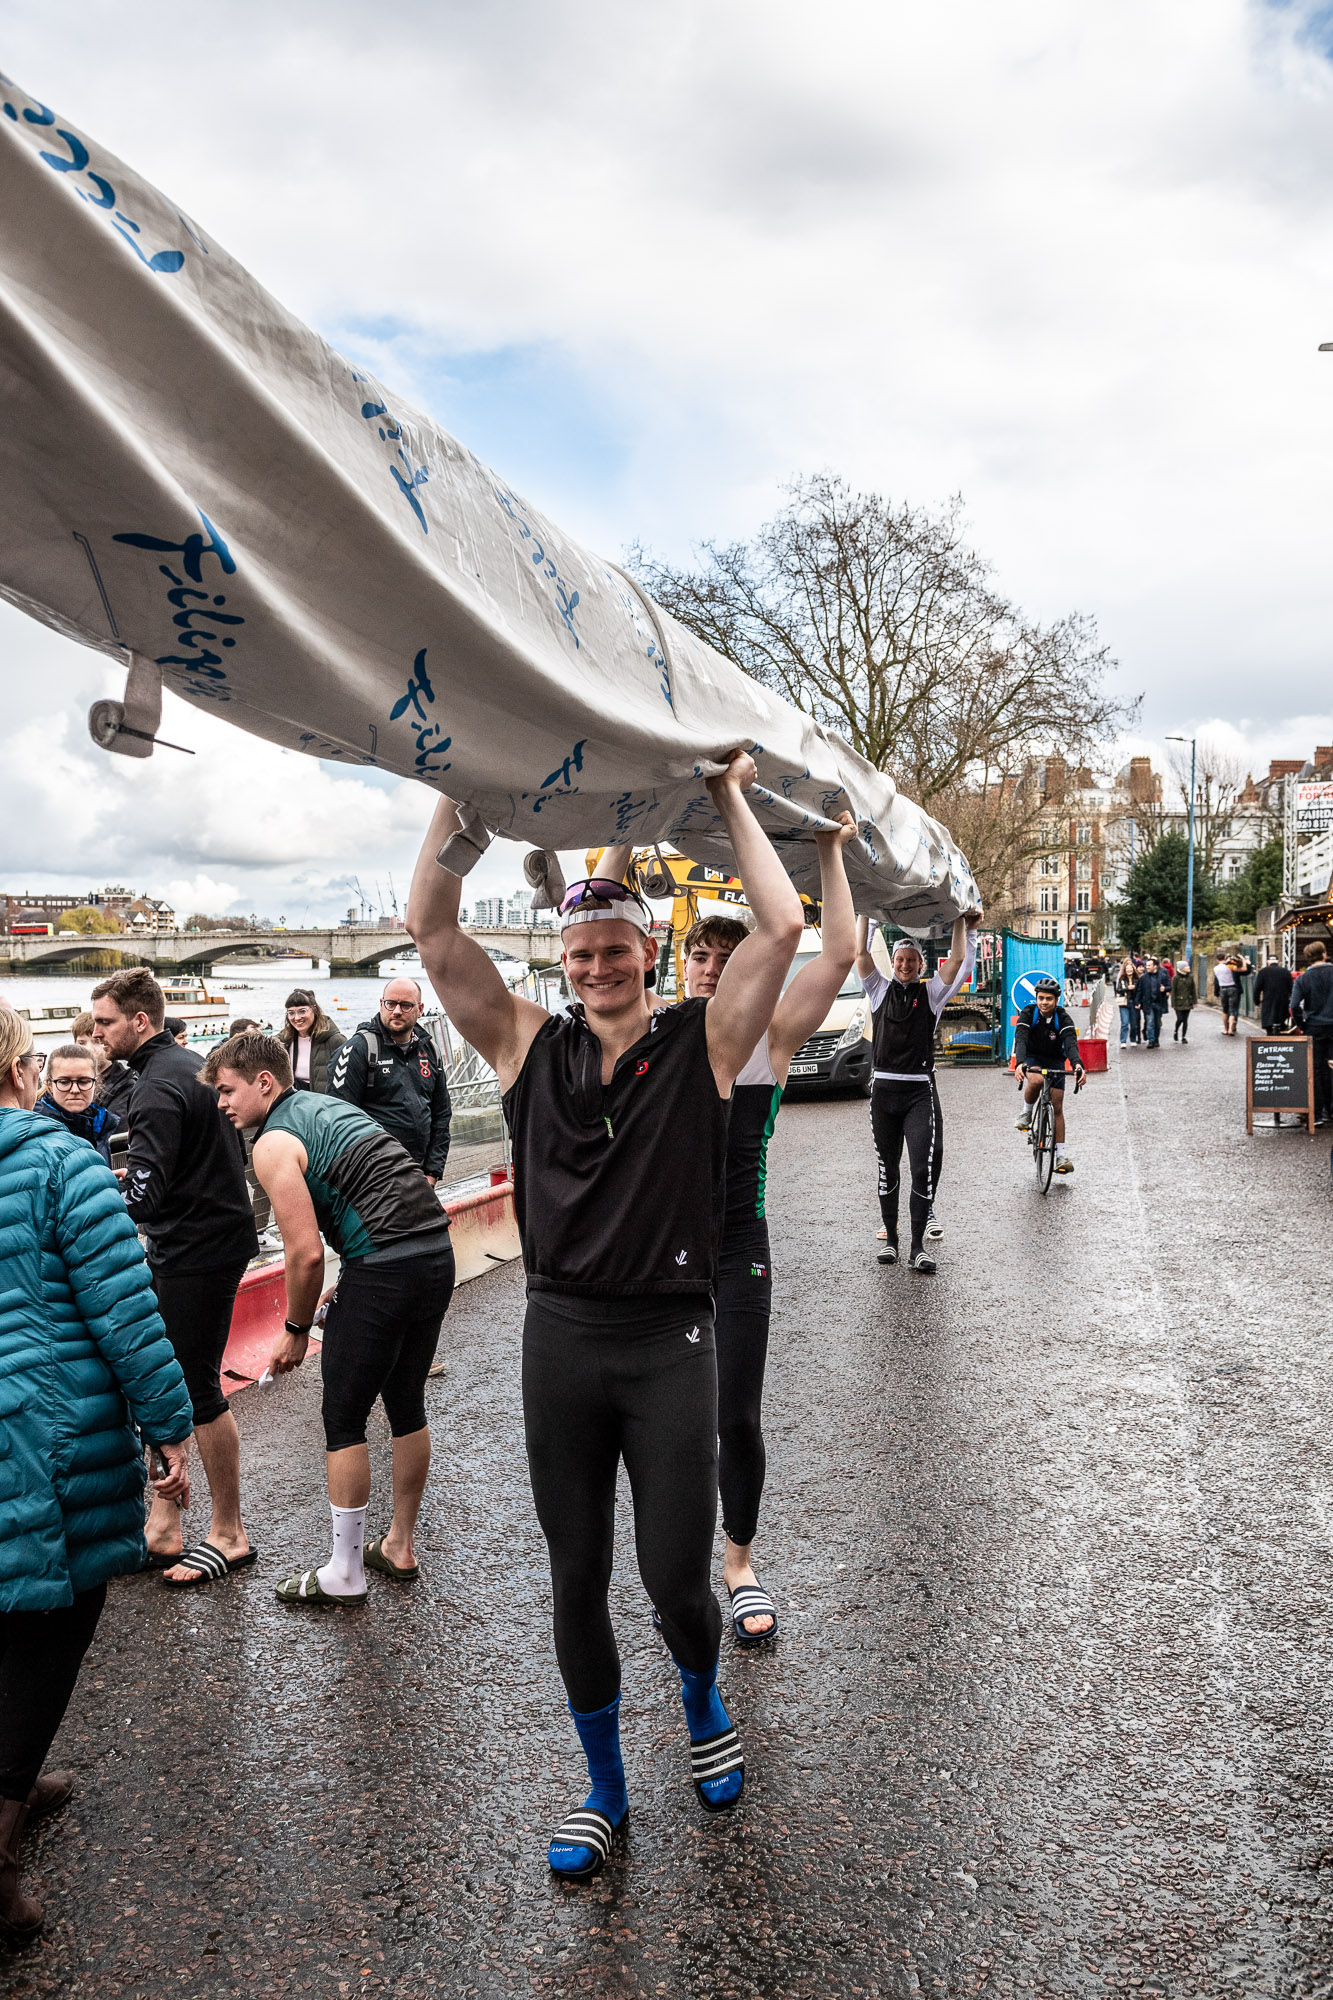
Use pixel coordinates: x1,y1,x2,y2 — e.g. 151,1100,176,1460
1013,977,1084,1174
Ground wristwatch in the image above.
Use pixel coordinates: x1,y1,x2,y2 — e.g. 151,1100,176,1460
283,1319,312,1337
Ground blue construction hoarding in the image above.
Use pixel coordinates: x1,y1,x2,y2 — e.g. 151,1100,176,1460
1001,932,1067,1059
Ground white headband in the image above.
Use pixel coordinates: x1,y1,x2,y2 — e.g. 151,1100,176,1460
560,901,653,939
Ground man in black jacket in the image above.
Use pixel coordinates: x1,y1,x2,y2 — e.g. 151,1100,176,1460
329,977,451,1184
1254,955,1294,1035
91,968,259,1586
1292,942,1333,1127
1137,957,1170,1049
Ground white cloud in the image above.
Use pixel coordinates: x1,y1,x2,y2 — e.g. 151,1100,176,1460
2,0,1333,905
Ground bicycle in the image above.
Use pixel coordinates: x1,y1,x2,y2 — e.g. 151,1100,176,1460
1023,1066,1082,1193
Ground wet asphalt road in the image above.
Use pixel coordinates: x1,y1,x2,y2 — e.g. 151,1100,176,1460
5,1012,1333,1999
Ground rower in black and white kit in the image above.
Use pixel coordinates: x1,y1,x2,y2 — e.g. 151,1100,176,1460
855,910,981,1273
406,751,804,1882
602,812,857,1649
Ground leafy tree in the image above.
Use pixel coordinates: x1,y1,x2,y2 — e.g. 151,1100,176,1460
629,474,1137,910
1111,830,1218,950
58,905,122,935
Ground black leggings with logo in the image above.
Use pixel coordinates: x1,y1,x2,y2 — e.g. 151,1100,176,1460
715,1223,773,1549
522,1290,723,1712
871,1077,942,1251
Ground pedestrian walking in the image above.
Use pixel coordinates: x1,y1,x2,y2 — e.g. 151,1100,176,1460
1292,942,1333,1128
857,911,981,1263
278,988,345,1093
33,1044,121,1164
1138,956,1169,1048
1253,954,1294,1035
1170,961,1197,1043
1214,953,1242,1036
90,969,259,1587
208,1034,455,1607
1116,956,1141,1047
330,978,450,1183
0,1006,193,1943
407,752,804,1882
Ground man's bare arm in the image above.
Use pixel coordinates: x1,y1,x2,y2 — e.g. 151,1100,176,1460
405,796,549,1088
935,908,983,989
855,914,878,982
705,751,805,1088
251,1131,326,1370
768,813,858,1072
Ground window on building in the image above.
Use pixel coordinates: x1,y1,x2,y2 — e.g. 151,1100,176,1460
1076,857,1092,881
1076,823,1091,846
1076,888,1091,912
1074,923,1090,944
1041,855,1059,876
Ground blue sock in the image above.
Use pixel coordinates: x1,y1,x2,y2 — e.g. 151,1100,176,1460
547,1694,628,1877
677,1657,744,1808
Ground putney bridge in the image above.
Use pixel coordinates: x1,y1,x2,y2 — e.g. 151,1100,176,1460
0,923,564,976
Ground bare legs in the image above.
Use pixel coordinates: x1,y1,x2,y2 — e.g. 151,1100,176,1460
156,1409,250,1583
326,1427,431,1570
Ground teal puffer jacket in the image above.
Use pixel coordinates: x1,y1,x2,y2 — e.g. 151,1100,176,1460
0,1109,194,1611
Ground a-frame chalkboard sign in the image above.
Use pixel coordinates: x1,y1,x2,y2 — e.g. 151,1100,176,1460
1246,1034,1316,1135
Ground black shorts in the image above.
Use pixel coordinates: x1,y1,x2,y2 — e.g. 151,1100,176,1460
149,1261,250,1428
1220,987,1241,1018
320,1237,456,1452
1021,1067,1069,1094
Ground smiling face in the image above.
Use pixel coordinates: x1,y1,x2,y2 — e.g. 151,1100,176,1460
1036,989,1058,1017
286,1003,315,1035
562,920,658,1018
892,944,924,982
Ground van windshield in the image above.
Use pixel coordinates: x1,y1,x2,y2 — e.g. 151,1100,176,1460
780,953,862,1000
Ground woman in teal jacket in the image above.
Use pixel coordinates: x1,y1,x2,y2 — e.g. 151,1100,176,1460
0,1008,194,1942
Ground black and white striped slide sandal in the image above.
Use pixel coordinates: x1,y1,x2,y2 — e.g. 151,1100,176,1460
547,1804,625,1881
690,1726,745,1811
727,1581,778,1647
160,1543,259,1590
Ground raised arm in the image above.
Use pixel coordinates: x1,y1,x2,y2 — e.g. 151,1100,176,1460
935,910,981,993
405,795,549,1089
768,813,858,1070
855,914,877,983
704,751,805,1088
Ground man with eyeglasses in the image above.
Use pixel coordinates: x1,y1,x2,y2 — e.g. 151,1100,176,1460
329,977,451,1186
406,749,804,1884
34,1044,122,1165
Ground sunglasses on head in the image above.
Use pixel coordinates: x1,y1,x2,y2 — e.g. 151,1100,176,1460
557,879,646,916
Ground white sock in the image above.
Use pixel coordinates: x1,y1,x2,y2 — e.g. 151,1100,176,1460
1055,1144,1066,1158
317,1502,368,1596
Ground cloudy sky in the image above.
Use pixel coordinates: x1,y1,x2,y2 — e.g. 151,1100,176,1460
2,0,1332,918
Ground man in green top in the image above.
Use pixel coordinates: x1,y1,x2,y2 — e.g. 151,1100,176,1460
205,1033,455,1608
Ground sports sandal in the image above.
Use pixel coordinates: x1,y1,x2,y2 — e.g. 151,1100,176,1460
161,1543,259,1589
876,1241,899,1266
365,1537,419,1583
547,1803,626,1881
275,1568,367,1608
690,1726,745,1811
727,1581,778,1648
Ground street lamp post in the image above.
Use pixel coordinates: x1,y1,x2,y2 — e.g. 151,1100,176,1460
1167,733,1197,971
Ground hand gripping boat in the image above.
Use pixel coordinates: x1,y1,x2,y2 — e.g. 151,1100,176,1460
0,71,978,933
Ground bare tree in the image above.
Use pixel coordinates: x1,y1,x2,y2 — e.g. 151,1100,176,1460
630,475,1137,908
1163,737,1246,882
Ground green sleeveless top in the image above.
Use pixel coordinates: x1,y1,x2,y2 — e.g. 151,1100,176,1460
262,1089,448,1260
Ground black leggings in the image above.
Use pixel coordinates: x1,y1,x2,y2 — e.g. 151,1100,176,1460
320,1238,456,1451
0,1583,106,1801
522,1291,723,1712
871,1077,942,1250
715,1225,772,1549
150,1262,250,1427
